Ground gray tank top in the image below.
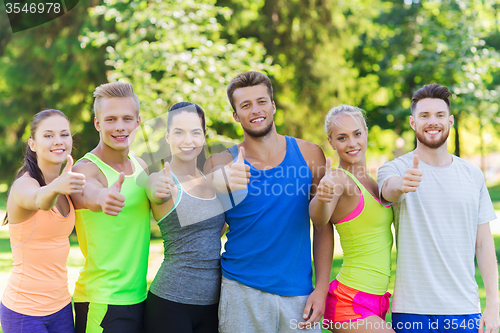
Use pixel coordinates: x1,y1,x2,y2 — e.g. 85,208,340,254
149,172,225,305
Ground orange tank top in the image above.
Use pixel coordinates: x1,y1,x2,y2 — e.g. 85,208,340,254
2,196,75,316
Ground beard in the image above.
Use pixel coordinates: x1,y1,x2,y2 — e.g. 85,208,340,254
242,119,274,138
415,126,450,149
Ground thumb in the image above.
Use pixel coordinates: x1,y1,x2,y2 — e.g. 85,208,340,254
163,161,171,178
412,153,419,169
63,155,74,173
325,157,332,176
113,172,125,192
237,146,245,163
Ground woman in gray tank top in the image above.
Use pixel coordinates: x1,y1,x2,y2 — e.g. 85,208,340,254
144,102,226,333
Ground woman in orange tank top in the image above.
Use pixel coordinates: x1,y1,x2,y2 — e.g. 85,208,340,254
0,110,85,333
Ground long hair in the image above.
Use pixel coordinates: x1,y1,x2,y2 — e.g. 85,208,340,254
3,109,69,225
167,102,207,171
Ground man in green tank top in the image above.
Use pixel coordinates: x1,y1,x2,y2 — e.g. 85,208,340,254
71,82,151,333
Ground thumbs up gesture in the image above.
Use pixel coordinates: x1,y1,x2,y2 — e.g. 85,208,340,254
54,155,86,195
401,154,422,193
227,147,251,192
317,158,338,203
154,162,176,201
100,172,126,216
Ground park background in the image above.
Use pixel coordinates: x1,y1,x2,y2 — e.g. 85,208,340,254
1,0,500,331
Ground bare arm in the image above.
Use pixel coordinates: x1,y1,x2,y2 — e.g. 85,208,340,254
204,148,250,194
476,223,499,333
146,162,175,205
71,160,125,216
309,159,345,226
300,222,333,328
381,154,422,203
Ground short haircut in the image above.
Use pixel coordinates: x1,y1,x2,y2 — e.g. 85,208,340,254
410,84,451,115
93,82,140,116
227,71,273,112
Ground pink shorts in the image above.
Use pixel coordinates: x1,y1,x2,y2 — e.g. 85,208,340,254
323,279,391,323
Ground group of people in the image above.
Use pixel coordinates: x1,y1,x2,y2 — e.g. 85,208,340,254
0,71,498,333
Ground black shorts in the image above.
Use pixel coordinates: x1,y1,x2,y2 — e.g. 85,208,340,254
74,301,145,333
144,291,218,333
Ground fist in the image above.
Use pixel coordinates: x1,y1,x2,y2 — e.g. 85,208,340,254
55,155,86,195
228,146,250,191
101,172,126,216
154,162,175,200
401,154,422,193
317,158,337,203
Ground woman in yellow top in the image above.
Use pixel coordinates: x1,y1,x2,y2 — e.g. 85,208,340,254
0,109,85,333
309,105,394,333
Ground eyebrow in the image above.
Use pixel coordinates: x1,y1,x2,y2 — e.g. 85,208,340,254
336,128,362,137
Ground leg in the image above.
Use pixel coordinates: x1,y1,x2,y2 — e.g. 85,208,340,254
46,303,75,333
101,302,145,333
0,302,49,333
218,277,278,333
192,303,218,333
144,292,193,333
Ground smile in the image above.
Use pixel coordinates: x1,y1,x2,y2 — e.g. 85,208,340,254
346,149,360,155
179,147,196,152
112,135,128,141
250,117,265,124
425,129,441,135
51,149,65,154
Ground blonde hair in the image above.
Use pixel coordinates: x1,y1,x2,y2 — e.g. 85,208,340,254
93,82,140,116
324,104,367,138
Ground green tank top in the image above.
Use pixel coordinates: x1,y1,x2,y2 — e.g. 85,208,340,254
74,153,150,305
335,169,393,295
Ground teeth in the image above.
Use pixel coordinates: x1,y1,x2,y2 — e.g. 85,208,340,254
251,117,264,123
180,148,195,151
347,150,360,155
426,130,439,134
52,149,64,153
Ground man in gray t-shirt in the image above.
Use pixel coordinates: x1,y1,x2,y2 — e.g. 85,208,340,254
378,84,499,333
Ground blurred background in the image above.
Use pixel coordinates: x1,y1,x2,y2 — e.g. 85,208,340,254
1,1,500,331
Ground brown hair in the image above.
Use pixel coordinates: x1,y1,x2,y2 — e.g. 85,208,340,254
227,71,273,112
3,109,69,225
410,84,451,115
93,82,140,116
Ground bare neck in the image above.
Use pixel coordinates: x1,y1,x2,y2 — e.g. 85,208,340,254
415,141,453,167
91,142,131,172
37,160,63,184
241,128,285,163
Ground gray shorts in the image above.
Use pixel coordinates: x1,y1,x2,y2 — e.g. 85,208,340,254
218,276,322,333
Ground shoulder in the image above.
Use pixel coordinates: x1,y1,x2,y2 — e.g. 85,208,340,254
73,158,103,180
207,149,235,168
452,156,484,180
381,152,413,171
295,138,325,165
133,156,149,175
10,174,40,193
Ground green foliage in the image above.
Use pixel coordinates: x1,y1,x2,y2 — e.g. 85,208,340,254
83,0,274,162
0,0,108,185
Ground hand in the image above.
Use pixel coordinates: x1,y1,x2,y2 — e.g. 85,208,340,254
299,288,327,329
401,154,422,193
227,146,250,191
154,162,175,201
53,155,86,195
100,172,125,216
479,304,500,333
317,158,337,203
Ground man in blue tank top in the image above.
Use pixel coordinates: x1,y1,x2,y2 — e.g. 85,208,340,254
206,71,333,332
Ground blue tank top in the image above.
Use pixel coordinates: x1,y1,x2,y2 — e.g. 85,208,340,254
221,136,313,296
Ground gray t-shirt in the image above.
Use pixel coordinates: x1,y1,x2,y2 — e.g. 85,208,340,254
149,174,226,305
378,152,496,315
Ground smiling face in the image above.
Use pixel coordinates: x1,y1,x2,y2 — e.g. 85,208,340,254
29,115,72,166
166,111,205,164
328,114,368,166
410,98,453,149
232,84,276,138
94,97,141,151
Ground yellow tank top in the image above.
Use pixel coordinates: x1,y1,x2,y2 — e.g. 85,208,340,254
334,169,393,295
